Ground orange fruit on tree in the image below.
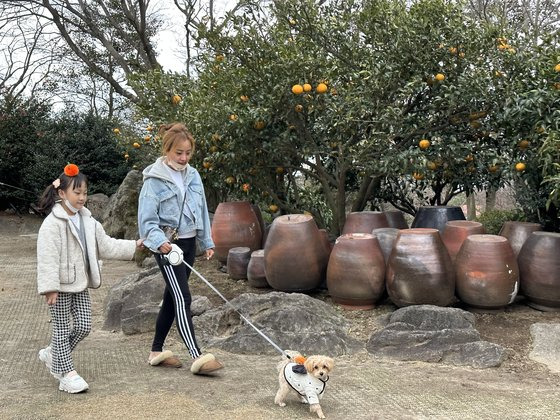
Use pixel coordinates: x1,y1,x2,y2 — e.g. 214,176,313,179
412,172,424,180
418,139,430,149
295,104,304,112
202,161,212,169
212,133,221,141
124,153,129,159
229,114,238,122
172,94,182,105
225,176,235,184
449,47,457,54
242,183,250,192
434,73,445,82
144,135,151,142
269,204,279,213
254,120,266,130
426,161,437,170
536,126,545,134
518,139,529,150
133,142,140,148
146,125,153,132
240,95,249,102
291,84,304,95
488,165,499,173
209,145,218,153
303,83,312,92
465,154,474,162
515,162,526,172
113,128,120,135
215,54,224,62
316,83,328,93
458,52,465,58
276,166,285,174
554,63,560,72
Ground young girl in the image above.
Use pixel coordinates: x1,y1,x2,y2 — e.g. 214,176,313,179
36,163,143,393
138,122,223,375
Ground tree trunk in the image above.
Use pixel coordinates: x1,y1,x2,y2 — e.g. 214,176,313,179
466,191,476,220
485,186,497,211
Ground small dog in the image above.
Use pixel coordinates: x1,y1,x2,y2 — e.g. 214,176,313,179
274,351,334,419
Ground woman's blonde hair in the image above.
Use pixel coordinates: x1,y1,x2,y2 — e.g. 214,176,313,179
159,123,195,155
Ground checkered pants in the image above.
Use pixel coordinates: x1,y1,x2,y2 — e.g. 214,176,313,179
48,290,92,374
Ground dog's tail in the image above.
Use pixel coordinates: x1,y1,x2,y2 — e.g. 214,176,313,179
277,349,299,372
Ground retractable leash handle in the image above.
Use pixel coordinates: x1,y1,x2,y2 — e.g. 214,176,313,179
165,244,292,360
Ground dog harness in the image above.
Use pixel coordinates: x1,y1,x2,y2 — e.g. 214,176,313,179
283,362,328,405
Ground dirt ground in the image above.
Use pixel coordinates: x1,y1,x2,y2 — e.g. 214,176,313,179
2,212,560,419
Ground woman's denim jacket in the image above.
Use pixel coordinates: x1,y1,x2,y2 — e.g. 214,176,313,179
138,157,215,252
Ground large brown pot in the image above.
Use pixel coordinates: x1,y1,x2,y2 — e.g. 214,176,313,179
372,227,399,263
455,235,519,311
518,232,560,311
264,214,329,292
227,247,251,280
386,228,455,307
383,210,409,229
441,221,486,262
211,201,263,264
247,249,269,288
342,211,389,234
326,233,385,309
411,206,466,232
499,221,542,257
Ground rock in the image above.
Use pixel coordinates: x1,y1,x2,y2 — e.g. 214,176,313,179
366,305,506,368
191,295,212,316
194,291,362,356
103,266,213,334
103,266,162,334
102,170,142,239
529,323,560,373
87,193,109,222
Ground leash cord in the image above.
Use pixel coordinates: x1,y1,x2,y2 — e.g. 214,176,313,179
182,258,292,360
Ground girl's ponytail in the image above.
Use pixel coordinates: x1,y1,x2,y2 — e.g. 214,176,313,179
37,183,59,214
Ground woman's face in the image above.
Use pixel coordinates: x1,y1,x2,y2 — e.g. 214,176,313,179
58,180,87,214
166,138,193,170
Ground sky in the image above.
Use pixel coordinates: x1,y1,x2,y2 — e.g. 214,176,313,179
155,0,238,73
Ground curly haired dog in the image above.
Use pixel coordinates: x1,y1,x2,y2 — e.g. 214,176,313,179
274,352,334,419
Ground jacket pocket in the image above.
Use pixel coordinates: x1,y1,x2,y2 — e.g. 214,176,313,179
61,264,77,284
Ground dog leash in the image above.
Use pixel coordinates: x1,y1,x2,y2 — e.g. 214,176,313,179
164,244,292,360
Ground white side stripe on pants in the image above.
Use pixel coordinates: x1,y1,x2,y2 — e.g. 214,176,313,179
163,264,201,358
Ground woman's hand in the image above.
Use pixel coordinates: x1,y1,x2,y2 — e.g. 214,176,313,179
159,242,172,254
45,291,58,305
204,248,214,260
136,238,145,249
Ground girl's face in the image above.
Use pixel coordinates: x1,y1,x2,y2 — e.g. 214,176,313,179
166,139,193,171
58,181,87,215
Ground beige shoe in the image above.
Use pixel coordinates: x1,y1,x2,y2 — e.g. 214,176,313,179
190,353,224,375
148,350,174,366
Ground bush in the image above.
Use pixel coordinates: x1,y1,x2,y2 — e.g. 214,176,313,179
476,209,526,235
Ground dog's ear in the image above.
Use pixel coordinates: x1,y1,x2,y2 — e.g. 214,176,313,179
325,357,335,372
303,356,316,373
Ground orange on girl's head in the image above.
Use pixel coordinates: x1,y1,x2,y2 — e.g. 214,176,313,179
64,163,80,177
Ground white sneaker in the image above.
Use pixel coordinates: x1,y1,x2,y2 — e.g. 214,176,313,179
58,373,89,394
38,347,52,370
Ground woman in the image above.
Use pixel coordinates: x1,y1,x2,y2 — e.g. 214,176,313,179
138,122,222,375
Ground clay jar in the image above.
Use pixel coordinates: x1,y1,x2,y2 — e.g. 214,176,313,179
247,249,268,288
342,211,389,234
227,247,251,280
264,214,329,292
372,228,399,263
386,228,455,307
383,210,409,229
499,221,542,256
411,206,466,233
455,235,519,311
326,233,386,309
518,232,560,311
441,221,486,262
211,201,263,264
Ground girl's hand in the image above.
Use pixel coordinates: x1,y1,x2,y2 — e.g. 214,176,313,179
136,238,145,249
45,292,58,305
159,242,172,254
204,248,214,260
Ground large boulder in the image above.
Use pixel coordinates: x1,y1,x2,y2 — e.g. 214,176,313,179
103,266,214,335
366,305,506,368
102,170,142,239
194,292,362,356
529,323,560,373
87,193,109,222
